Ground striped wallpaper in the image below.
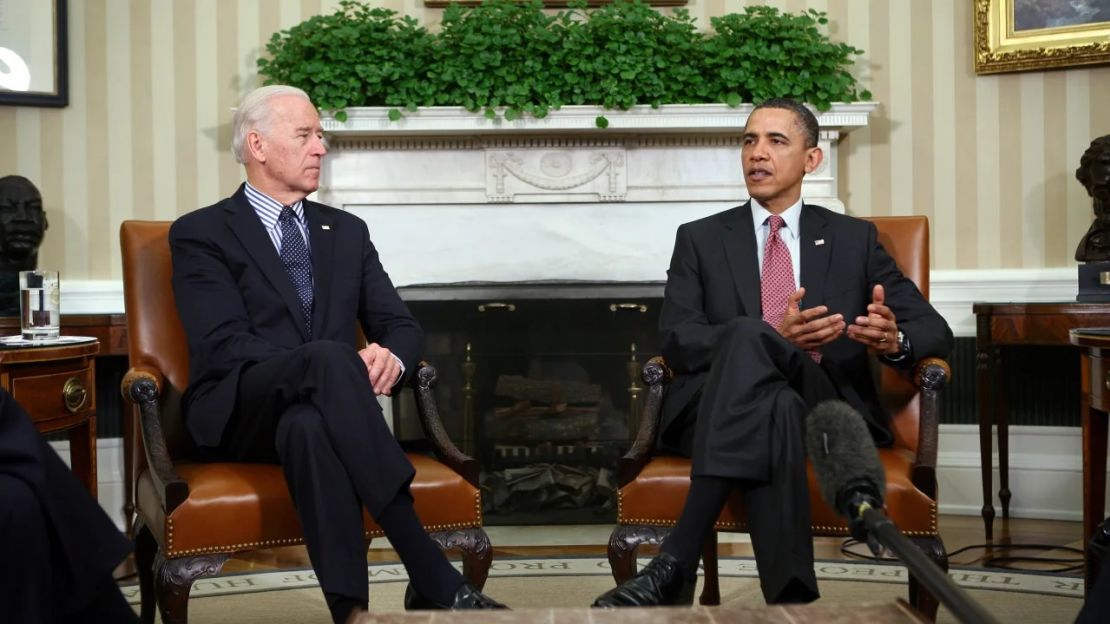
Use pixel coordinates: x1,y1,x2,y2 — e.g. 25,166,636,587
0,0,1108,280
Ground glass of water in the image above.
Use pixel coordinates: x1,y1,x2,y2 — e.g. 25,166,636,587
19,270,60,340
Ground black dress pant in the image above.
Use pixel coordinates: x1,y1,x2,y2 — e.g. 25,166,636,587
0,389,135,623
687,318,842,602
216,340,415,603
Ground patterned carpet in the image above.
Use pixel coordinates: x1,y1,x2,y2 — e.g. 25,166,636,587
121,556,1085,623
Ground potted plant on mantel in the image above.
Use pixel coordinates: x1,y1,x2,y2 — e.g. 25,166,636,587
257,0,873,133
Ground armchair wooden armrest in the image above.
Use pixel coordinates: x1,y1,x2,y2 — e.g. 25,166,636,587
910,356,951,499
121,366,189,513
617,356,673,486
412,362,480,487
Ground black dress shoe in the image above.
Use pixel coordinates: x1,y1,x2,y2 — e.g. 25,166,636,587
403,582,509,610
592,553,696,608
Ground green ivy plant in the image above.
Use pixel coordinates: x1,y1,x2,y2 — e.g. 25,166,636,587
258,0,870,125
257,1,434,122
429,0,565,121
703,6,871,110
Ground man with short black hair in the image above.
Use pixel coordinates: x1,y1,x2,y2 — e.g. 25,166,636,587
593,98,953,608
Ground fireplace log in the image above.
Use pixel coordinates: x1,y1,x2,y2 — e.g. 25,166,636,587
486,405,599,441
495,375,601,404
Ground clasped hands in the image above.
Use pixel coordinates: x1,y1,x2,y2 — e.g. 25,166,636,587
778,284,901,356
358,343,401,396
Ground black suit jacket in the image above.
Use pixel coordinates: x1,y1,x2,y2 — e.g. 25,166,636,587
170,184,423,448
659,202,953,447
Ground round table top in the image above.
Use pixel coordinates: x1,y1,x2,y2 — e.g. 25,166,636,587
0,338,99,363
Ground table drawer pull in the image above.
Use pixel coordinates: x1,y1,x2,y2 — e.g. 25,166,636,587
63,377,88,412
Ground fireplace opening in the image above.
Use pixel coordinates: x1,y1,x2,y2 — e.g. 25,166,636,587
393,291,663,525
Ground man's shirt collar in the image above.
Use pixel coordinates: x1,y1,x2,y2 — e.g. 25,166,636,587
751,197,803,240
244,182,306,229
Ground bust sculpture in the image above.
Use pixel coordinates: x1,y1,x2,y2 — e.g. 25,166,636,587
1076,135,1110,262
0,176,50,315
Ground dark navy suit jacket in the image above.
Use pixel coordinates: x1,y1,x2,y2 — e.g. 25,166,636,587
169,184,423,449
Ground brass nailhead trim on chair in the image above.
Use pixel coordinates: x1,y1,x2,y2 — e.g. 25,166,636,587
164,491,486,558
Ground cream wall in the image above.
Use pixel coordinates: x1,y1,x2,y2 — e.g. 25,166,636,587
1,0,1108,280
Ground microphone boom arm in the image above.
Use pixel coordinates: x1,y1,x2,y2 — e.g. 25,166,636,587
859,507,998,624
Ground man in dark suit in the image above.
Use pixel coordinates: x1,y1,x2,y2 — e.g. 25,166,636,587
594,98,953,608
170,85,505,624
0,388,136,623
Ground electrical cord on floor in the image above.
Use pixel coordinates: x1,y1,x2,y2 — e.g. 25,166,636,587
838,538,1085,573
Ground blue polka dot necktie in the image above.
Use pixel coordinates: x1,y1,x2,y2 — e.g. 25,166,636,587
278,206,313,336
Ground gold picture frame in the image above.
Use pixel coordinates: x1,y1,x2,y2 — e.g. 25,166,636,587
975,0,1110,74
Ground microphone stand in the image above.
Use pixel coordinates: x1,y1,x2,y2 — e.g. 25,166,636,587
855,503,999,624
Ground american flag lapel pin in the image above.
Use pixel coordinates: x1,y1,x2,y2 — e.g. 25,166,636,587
815,239,825,246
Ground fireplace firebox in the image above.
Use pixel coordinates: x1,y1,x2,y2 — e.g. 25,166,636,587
390,286,662,525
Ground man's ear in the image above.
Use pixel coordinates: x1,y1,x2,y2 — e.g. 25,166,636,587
804,145,824,175
246,130,266,163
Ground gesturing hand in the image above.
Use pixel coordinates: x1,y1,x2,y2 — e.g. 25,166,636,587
778,287,845,350
358,343,401,396
846,284,900,355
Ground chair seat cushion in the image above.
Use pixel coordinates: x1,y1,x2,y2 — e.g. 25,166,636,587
137,453,481,557
618,450,937,537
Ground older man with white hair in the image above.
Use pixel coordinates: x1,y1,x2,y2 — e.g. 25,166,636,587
169,85,506,623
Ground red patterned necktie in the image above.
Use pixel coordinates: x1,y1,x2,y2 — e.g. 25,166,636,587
760,215,794,329
760,215,821,363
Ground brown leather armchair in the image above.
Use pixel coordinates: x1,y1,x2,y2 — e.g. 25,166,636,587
607,216,952,621
119,221,492,624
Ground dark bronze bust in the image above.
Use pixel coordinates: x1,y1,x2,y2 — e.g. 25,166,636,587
0,176,50,315
1075,135,1110,262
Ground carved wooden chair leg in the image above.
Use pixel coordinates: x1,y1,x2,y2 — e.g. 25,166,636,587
607,525,670,584
699,532,721,605
132,517,157,624
153,552,230,624
908,535,948,622
430,528,492,590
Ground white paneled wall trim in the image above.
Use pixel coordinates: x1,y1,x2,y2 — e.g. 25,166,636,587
62,268,1078,338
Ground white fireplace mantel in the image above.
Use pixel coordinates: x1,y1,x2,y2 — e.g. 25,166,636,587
317,103,878,288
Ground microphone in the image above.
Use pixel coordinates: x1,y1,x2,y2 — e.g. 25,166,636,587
805,399,885,553
805,400,999,624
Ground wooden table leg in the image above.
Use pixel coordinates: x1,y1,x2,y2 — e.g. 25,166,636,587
67,413,98,497
1083,392,1108,597
997,347,1011,521
977,338,996,540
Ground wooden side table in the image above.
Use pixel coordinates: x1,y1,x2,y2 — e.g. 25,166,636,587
0,340,99,494
974,302,1110,541
1070,328,1110,595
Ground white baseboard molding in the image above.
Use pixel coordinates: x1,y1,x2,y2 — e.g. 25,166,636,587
57,422,1105,532
936,424,1106,523
50,437,129,531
